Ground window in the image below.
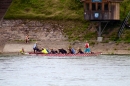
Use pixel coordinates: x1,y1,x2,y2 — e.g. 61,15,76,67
98,3,102,10
92,3,96,10
104,3,109,10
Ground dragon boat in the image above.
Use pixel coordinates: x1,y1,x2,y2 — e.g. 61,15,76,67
26,52,102,57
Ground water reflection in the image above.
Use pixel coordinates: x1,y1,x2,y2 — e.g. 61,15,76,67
0,55,130,86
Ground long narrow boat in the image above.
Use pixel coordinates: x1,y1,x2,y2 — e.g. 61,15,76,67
27,52,102,57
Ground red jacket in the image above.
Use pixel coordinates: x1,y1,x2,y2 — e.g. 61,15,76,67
85,43,89,48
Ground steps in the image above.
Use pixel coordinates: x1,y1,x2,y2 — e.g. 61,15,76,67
0,0,12,25
118,11,130,38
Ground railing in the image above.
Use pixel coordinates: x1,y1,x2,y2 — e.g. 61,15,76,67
118,11,130,38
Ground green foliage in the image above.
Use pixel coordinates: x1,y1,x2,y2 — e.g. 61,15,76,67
5,0,84,21
116,30,130,43
20,0,30,3
127,48,130,51
63,21,97,41
120,0,130,21
67,0,82,10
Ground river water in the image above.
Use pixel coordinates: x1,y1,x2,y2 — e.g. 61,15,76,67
0,55,130,86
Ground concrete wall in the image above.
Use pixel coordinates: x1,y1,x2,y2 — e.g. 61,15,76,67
0,20,68,42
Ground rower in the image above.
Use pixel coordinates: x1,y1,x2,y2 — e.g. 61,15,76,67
41,48,48,54
68,46,75,54
33,42,40,53
20,48,25,54
77,48,84,54
84,41,91,53
58,48,67,54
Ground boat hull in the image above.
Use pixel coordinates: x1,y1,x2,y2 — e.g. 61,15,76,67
27,52,102,57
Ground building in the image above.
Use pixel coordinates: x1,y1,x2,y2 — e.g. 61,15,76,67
80,0,124,21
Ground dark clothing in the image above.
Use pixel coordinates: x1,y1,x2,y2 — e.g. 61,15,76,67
78,50,84,54
68,48,75,54
33,47,40,53
58,49,67,54
68,49,73,54
50,50,56,54
50,49,58,54
77,49,84,54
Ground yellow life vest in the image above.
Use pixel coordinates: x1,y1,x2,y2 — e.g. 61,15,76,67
42,49,48,54
20,49,24,54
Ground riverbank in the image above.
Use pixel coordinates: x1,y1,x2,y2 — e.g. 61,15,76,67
1,41,130,55
0,19,130,55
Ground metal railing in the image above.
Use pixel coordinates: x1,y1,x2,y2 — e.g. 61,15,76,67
118,11,130,38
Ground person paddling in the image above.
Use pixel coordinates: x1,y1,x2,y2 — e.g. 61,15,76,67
20,48,25,54
77,48,84,54
68,46,76,54
84,41,91,53
41,48,48,54
33,42,40,53
58,48,67,54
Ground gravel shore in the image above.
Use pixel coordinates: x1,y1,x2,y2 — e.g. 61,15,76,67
1,41,130,55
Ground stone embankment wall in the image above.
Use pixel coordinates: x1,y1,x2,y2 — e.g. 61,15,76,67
1,20,68,41
0,20,71,51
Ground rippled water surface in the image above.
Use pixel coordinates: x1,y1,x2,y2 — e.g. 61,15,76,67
0,55,130,86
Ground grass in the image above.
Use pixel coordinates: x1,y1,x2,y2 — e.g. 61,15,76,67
62,21,97,41
5,0,84,21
